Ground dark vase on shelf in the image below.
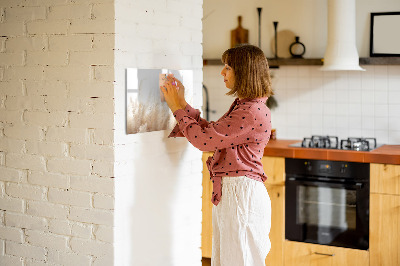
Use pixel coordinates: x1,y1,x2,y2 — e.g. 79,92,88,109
289,36,306,58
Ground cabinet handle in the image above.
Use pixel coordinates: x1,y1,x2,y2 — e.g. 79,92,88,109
314,252,335,257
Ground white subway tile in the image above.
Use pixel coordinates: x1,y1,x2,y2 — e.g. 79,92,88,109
388,104,400,117
374,130,389,144
361,90,374,104
388,91,400,104
389,117,400,131
375,104,389,117
374,77,388,91
374,90,388,104
374,65,388,77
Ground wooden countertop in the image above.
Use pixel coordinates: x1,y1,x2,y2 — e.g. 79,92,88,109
263,139,400,165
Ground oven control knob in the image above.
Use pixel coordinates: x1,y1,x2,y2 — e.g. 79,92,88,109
340,164,347,174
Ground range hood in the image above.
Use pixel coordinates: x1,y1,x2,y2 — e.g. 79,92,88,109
320,0,365,71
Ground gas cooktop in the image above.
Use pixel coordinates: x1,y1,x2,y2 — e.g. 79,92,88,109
289,135,382,151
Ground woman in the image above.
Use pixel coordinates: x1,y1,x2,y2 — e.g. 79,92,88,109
161,44,273,266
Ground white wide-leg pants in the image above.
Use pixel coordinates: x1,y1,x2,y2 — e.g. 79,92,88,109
211,176,271,266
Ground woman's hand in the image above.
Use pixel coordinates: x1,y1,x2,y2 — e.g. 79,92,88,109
172,77,187,108
160,79,184,113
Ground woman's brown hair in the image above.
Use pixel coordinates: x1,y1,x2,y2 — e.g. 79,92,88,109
221,44,273,99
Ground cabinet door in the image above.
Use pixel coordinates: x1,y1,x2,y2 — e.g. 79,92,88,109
284,241,369,266
262,156,285,185
370,163,400,195
370,193,400,266
202,152,213,258
264,184,284,266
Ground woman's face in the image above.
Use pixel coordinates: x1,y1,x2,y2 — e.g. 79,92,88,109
220,64,235,89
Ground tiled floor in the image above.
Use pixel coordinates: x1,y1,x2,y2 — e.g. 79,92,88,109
202,257,211,266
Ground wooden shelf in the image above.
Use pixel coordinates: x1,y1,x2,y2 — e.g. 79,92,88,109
359,57,400,65
203,58,323,67
203,57,400,67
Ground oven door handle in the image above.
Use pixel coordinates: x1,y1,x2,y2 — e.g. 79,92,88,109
287,177,364,189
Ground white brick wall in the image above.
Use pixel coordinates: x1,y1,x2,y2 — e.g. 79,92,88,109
0,0,115,265
113,0,203,265
1,0,204,265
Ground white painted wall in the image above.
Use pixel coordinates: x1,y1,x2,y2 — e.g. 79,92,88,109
0,0,115,265
113,0,204,265
203,0,400,144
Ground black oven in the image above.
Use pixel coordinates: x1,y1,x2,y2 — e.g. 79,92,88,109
285,158,369,250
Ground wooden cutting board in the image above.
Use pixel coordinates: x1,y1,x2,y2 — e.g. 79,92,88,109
231,16,249,48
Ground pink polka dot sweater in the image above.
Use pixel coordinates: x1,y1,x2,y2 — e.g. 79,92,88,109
168,97,272,206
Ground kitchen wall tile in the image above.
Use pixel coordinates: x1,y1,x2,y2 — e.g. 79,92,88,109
336,128,349,140
375,104,389,117
349,128,362,137
298,77,311,89
374,130,389,144
361,104,375,117
362,116,375,130
322,70,335,78
336,115,348,129
362,128,375,138
323,115,336,129
374,117,389,130
374,78,388,91
298,67,311,78
388,104,400,117
388,91,400,104
388,131,400,144
311,102,324,113
348,90,362,103
374,65,387,77
349,116,362,129
374,90,388,104
361,90,374,103
323,103,336,115
336,103,349,116
348,75,362,90
335,74,349,90
336,90,349,103
388,117,400,131
388,76,400,91
203,65,399,144
323,87,336,103
286,77,299,89
310,66,324,77
285,66,298,77
387,65,400,76
348,103,362,116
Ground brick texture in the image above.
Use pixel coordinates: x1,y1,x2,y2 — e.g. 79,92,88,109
0,0,116,256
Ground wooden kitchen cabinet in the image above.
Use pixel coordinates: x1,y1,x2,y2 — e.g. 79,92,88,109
370,163,400,195
201,153,286,266
202,152,213,258
261,156,285,266
284,241,369,266
370,163,400,266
